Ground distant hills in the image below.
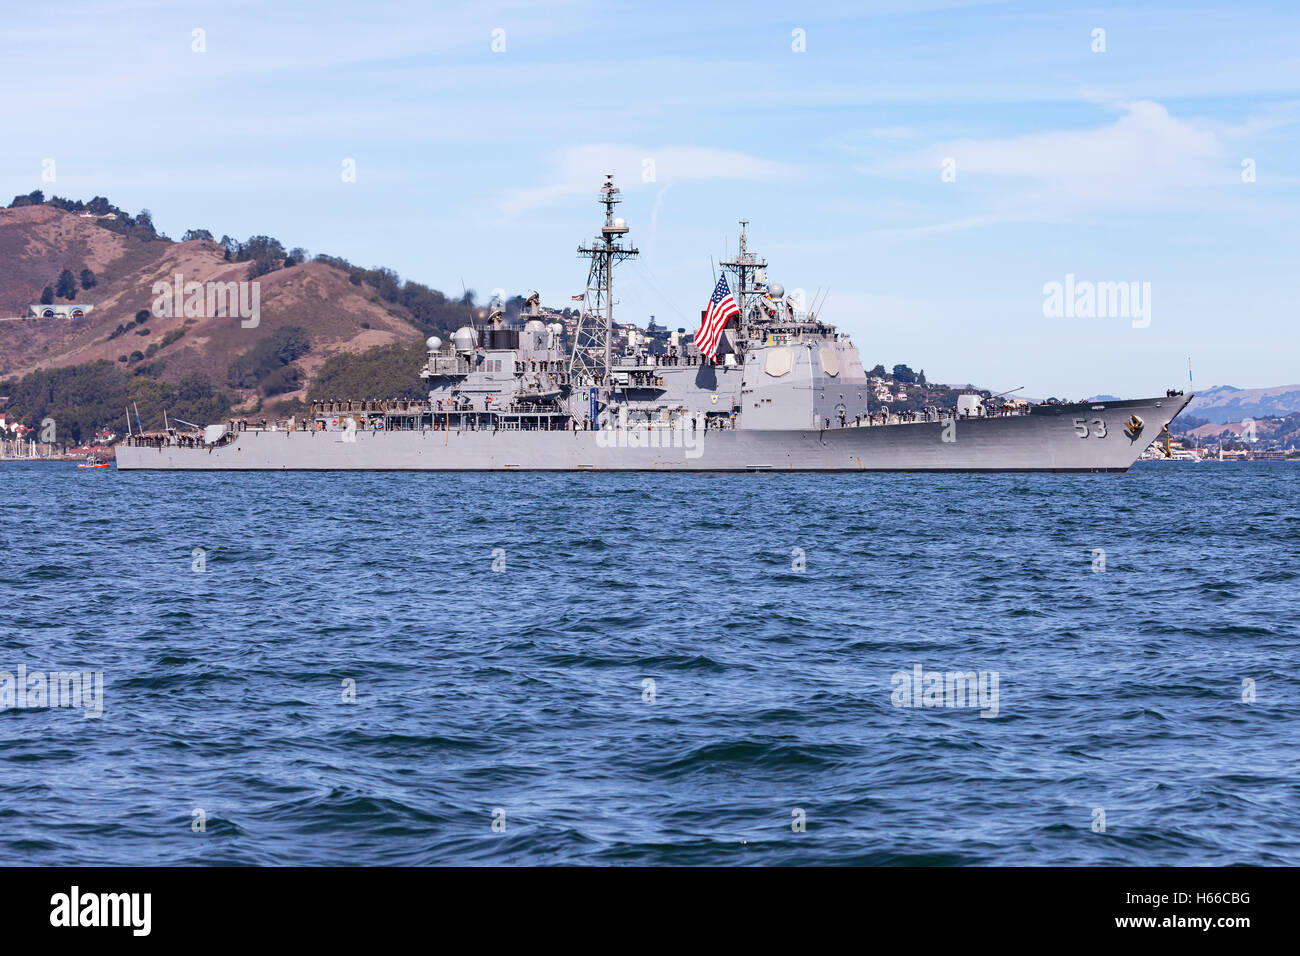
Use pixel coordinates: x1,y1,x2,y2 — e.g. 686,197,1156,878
0,199,436,399
0,195,559,442
1183,384,1300,424
1083,386,1300,426
0,193,533,440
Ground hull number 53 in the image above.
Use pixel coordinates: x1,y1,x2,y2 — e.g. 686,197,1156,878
1073,417,1107,438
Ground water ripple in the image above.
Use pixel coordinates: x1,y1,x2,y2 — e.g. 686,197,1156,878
0,461,1296,864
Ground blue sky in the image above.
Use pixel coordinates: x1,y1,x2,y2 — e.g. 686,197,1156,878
3,0,1297,397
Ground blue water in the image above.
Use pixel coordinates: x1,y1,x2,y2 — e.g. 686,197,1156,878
0,461,1296,865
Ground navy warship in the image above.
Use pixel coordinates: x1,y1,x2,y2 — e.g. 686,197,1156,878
117,176,1190,472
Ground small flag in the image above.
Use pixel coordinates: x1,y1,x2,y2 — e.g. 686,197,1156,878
695,274,739,361
571,293,585,301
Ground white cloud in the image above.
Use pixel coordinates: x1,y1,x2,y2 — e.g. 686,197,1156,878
499,145,796,215
863,100,1236,210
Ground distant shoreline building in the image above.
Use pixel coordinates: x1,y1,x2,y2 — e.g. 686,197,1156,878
28,303,93,319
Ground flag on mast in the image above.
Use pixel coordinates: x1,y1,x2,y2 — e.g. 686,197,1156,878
695,274,739,361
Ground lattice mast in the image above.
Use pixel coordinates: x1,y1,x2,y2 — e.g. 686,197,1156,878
568,175,639,387
719,219,766,358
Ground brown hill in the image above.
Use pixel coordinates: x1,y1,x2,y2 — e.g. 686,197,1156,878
0,204,424,405
1186,416,1300,444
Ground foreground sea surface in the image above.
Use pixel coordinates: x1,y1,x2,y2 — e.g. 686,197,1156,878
0,461,1296,866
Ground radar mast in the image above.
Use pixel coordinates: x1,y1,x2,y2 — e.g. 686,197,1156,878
568,175,639,388
719,219,766,355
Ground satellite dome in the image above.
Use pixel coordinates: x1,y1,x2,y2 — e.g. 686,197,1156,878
452,326,478,352
524,319,546,333
425,335,442,351
768,282,785,299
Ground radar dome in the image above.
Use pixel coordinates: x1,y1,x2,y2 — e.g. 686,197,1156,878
452,326,478,352
425,335,443,351
768,282,785,299
524,319,546,333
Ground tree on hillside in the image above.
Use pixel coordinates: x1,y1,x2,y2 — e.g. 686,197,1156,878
869,364,886,378
2,360,130,444
246,259,276,279
40,286,54,305
130,209,160,241
79,268,97,290
56,269,77,300
307,342,428,402
227,325,311,389
182,228,214,242
396,280,464,336
125,373,232,430
178,373,218,403
239,235,287,278
260,365,304,396
9,190,44,207
365,267,402,303
239,235,285,262
892,364,916,384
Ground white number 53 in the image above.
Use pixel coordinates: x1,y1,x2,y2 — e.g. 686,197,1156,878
1073,417,1107,438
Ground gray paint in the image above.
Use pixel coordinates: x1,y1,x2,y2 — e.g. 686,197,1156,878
118,394,1190,471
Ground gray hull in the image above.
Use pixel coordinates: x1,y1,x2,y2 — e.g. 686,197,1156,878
116,394,1189,472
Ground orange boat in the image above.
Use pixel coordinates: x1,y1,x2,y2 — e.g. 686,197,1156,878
76,456,111,469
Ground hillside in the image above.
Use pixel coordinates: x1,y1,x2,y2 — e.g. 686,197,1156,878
0,202,432,410
1184,384,1300,424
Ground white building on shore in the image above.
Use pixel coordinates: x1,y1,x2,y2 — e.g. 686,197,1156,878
28,303,93,319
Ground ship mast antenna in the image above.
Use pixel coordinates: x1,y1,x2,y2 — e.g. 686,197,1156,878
460,277,478,334
719,219,765,355
568,174,639,403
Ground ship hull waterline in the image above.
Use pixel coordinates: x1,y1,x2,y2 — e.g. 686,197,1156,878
115,395,1190,473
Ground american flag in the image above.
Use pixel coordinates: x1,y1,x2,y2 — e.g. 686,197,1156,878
695,274,739,361
571,293,585,301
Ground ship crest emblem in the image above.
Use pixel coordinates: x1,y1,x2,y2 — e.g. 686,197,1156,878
1124,414,1144,441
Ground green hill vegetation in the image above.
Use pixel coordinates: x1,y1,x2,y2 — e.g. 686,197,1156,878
307,342,428,402
226,325,311,391
1,362,233,443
